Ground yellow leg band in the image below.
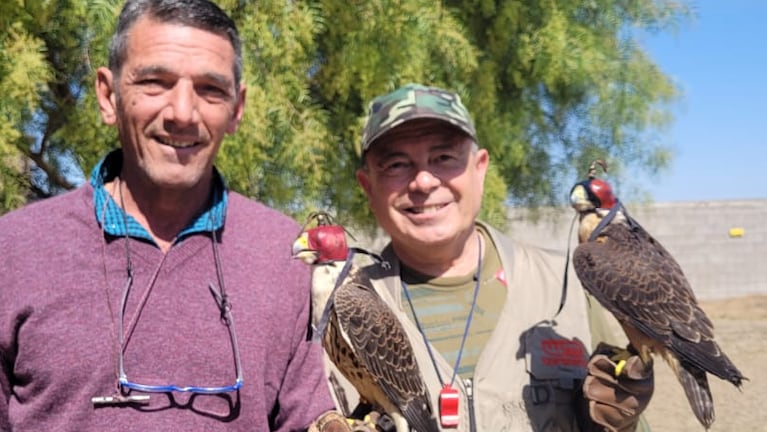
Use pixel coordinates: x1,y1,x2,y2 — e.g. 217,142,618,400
615,359,627,377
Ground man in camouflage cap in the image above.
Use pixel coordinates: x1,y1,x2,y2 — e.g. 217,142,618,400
321,83,654,431
356,83,487,255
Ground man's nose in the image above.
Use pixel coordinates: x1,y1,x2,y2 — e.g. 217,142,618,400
409,169,441,192
165,81,200,125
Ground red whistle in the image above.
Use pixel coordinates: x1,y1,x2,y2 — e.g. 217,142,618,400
439,385,460,428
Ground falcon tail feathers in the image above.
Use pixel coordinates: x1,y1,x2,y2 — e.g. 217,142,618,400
678,362,715,429
669,335,747,388
402,400,440,432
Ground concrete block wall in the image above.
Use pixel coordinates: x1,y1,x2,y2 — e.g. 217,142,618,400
506,199,767,300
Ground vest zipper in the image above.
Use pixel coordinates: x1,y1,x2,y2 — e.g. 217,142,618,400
464,377,476,432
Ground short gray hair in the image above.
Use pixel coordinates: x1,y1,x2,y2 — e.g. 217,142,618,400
108,0,243,91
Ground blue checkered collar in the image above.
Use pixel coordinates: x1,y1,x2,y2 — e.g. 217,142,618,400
91,150,228,244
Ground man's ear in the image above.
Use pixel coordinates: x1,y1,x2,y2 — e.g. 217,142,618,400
355,168,373,198
475,148,489,181
226,83,247,135
95,67,118,125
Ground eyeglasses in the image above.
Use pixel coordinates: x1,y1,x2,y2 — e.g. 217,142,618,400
117,275,243,395
117,223,242,396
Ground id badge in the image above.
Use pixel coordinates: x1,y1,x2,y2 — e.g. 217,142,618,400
439,384,460,428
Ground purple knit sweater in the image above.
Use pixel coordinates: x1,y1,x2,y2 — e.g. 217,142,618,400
0,185,334,431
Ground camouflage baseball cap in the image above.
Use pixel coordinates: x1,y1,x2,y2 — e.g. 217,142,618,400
360,83,477,153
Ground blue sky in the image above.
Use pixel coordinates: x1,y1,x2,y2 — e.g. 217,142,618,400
639,0,767,202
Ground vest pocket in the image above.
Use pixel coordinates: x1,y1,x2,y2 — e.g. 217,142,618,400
521,323,590,431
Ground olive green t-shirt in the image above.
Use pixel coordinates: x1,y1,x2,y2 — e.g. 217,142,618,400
400,226,507,378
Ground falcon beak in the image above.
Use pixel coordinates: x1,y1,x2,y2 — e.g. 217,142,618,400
570,184,596,213
291,232,318,264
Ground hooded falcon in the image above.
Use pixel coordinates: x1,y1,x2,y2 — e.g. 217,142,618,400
292,212,439,432
569,161,745,430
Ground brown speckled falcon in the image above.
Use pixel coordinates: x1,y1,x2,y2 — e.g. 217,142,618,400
292,212,439,432
569,161,746,430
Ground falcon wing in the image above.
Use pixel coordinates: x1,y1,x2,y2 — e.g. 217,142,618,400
333,279,439,432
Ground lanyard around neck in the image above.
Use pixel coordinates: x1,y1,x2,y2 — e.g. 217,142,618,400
401,233,482,388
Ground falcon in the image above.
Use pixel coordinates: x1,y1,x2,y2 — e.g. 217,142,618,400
569,160,745,429
291,212,439,432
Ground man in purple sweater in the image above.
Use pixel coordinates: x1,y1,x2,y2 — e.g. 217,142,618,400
0,0,337,430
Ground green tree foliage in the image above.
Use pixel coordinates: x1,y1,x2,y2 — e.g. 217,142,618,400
447,0,684,205
0,2,51,209
0,0,690,233
1,0,119,207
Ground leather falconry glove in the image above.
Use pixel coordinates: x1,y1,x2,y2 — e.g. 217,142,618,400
583,342,654,432
308,411,354,432
308,410,390,432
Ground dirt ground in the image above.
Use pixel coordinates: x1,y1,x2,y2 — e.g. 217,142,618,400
641,294,767,431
